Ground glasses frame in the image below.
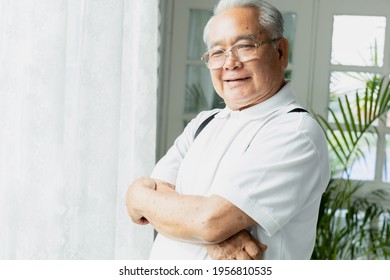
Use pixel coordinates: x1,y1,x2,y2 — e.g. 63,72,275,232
201,38,279,69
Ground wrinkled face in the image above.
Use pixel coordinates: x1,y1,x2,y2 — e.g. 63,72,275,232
207,7,289,110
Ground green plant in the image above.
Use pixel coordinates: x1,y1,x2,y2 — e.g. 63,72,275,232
312,75,390,259
313,179,390,259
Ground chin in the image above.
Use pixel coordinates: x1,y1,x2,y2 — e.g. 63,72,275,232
226,100,251,110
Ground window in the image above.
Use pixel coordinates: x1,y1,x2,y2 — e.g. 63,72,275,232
313,0,390,188
185,9,224,123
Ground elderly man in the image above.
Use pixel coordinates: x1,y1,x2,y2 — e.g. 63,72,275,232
126,0,330,260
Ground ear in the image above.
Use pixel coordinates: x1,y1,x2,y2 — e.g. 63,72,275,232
276,38,289,69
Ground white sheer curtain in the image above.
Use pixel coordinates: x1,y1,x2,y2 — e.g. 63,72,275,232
0,0,157,259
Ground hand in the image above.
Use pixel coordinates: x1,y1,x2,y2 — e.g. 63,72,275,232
125,176,156,225
155,179,176,192
205,229,267,260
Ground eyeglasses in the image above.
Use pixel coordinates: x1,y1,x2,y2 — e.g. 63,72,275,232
201,38,279,70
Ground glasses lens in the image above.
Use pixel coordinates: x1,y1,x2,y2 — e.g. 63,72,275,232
201,53,209,63
233,44,258,63
207,50,225,69
202,40,269,69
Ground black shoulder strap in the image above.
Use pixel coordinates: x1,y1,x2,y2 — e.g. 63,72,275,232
288,108,308,113
194,112,218,140
193,108,308,140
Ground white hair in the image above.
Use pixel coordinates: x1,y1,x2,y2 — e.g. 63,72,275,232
203,0,284,47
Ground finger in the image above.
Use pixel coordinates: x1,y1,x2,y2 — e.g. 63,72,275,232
139,176,157,190
156,183,175,193
258,242,268,252
235,250,252,260
155,179,176,190
243,242,261,259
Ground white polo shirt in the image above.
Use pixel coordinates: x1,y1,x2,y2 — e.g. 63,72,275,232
150,82,330,259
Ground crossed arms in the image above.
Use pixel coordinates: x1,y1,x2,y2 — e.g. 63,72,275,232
126,176,267,259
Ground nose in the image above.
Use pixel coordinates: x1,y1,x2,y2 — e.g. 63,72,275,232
223,51,242,70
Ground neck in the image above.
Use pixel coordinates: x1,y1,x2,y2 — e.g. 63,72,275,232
229,79,287,111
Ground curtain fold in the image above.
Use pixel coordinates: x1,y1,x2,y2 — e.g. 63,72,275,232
0,0,157,259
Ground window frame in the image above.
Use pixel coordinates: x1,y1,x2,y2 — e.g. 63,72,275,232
311,0,390,199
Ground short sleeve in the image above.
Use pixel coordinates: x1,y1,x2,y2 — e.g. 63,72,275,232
211,114,330,236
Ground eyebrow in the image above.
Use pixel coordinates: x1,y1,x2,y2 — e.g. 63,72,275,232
208,33,257,50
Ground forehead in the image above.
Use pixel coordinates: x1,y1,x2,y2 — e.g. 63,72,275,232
208,7,262,47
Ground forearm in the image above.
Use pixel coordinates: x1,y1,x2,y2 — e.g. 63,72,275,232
131,184,219,243
127,177,255,244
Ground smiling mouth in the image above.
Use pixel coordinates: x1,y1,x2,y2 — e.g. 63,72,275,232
226,77,250,82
